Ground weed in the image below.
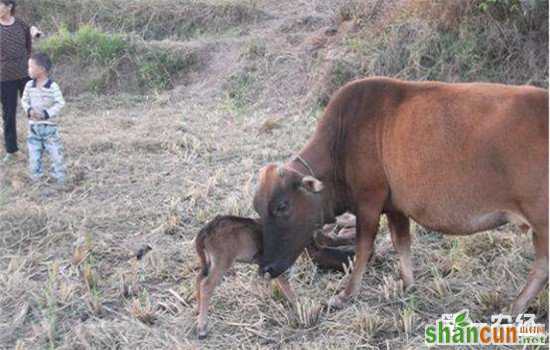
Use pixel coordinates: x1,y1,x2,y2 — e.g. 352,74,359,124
225,69,257,110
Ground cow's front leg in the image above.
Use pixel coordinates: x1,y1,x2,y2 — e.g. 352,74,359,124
328,195,384,309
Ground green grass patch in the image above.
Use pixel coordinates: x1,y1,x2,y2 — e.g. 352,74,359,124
37,25,198,94
224,68,257,110
136,48,193,91
39,25,127,65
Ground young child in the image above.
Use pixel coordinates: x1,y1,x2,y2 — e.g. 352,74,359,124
21,52,66,186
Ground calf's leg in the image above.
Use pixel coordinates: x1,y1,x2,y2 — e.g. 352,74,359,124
197,260,227,339
196,272,205,315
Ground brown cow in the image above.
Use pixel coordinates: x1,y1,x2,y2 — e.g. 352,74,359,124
253,77,548,315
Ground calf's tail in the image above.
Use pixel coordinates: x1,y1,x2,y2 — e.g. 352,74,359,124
195,231,209,277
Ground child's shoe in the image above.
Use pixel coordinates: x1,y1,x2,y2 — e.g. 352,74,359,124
53,180,67,192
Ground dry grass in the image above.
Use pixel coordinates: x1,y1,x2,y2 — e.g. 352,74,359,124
0,89,546,349
308,0,548,106
1,0,548,349
19,0,269,40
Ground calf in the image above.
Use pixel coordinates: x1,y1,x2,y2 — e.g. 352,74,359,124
316,213,357,247
195,215,296,339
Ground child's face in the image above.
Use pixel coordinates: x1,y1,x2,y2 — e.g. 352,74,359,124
28,59,47,79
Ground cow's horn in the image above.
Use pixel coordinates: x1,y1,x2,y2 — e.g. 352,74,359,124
277,166,285,177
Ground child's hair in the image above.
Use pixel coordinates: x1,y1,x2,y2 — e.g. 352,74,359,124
30,52,53,72
0,0,16,14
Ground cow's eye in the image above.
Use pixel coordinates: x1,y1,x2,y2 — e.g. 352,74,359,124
273,200,290,216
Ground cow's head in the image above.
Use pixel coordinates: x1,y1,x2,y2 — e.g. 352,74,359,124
253,164,325,278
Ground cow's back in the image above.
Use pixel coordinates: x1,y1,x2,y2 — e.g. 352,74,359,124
359,78,548,234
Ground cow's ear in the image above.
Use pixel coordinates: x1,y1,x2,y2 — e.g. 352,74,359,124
302,176,324,193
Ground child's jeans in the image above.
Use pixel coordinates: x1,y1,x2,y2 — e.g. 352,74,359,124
27,124,66,184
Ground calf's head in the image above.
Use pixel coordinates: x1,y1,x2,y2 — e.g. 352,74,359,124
253,164,325,278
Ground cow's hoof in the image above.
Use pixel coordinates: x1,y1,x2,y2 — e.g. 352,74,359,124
197,328,208,340
327,293,349,310
404,282,416,293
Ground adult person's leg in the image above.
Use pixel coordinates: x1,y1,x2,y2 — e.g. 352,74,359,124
1,79,20,161
17,77,29,97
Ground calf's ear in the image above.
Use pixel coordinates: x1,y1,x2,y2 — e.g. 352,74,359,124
277,166,285,177
301,176,324,193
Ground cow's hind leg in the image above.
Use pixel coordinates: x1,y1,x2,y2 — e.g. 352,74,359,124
387,212,414,289
511,224,548,315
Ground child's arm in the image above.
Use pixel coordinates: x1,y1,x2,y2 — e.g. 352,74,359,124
21,81,32,117
43,82,66,120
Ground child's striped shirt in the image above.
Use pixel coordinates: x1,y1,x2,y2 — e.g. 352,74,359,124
21,79,66,125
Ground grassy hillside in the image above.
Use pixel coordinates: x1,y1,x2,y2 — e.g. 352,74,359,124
19,0,268,40
310,0,548,105
17,0,549,102
1,0,548,349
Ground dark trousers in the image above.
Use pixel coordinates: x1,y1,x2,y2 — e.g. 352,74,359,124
1,78,29,154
